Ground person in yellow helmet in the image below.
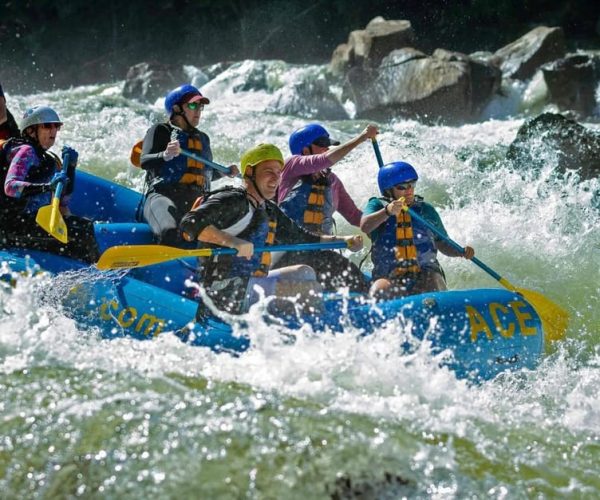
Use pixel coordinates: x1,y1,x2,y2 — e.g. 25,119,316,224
180,143,363,315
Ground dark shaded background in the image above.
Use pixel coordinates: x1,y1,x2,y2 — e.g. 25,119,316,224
1,0,598,93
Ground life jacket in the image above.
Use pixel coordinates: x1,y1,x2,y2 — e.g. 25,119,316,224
228,207,277,279
371,196,440,282
199,188,278,284
0,138,60,214
131,123,213,192
279,172,334,234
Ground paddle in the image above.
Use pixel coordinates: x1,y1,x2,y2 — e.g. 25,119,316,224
179,148,237,176
96,240,349,270
371,138,569,341
129,136,235,176
35,150,69,243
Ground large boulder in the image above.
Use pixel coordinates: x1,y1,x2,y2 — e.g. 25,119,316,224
434,49,502,116
330,17,415,75
541,54,599,118
348,48,500,124
122,62,186,103
494,26,566,80
267,77,348,120
201,60,289,96
506,113,600,180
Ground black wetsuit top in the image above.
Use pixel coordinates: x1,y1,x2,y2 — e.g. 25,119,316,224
180,187,320,246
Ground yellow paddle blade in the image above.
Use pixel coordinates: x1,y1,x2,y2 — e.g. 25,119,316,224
96,245,214,270
516,286,570,342
36,198,68,244
498,278,569,341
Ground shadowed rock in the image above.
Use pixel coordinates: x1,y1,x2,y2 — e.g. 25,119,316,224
434,49,502,117
267,77,348,120
328,471,412,499
122,62,186,103
542,54,599,118
506,112,600,180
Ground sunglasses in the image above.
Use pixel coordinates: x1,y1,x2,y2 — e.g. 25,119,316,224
393,181,417,191
40,123,62,130
311,137,331,147
185,102,204,111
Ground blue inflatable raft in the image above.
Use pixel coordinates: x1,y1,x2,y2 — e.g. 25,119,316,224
0,171,545,380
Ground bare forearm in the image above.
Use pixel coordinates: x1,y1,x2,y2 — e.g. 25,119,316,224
360,207,389,234
326,133,368,164
198,225,245,248
325,123,378,164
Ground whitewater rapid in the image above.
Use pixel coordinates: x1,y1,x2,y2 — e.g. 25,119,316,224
1,62,598,497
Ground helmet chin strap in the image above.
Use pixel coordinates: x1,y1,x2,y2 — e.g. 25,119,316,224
245,167,268,205
252,178,269,203
171,105,194,131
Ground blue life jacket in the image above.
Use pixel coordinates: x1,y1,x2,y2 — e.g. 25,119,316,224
279,173,334,234
201,192,278,285
371,197,441,280
227,205,277,279
151,125,213,191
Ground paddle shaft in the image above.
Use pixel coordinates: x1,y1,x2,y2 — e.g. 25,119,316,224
405,207,504,282
49,151,69,232
96,240,349,270
208,240,348,256
371,138,384,168
54,153,68,199
179,149,234,175
372,138,512,286
371,138,568,340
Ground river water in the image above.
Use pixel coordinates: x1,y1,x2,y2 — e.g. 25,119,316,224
1,62,599,498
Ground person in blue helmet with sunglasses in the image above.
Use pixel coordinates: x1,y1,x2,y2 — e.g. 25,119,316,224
140,84,239,245
279,122,378,234
273,122,378,293
361,161,475,299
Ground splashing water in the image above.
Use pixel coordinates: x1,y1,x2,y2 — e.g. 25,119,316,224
1,64,599,497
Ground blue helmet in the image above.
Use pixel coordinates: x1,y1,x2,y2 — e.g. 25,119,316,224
164,84,210,115
288,123,340,155
377,161,419,194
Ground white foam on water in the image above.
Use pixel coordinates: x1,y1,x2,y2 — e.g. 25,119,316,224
2,79,599,496
2,271,596,440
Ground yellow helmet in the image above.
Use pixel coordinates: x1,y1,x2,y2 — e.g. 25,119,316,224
240,143,284,177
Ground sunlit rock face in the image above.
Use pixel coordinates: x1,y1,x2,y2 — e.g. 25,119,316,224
494,26,567,81
345,48,500,124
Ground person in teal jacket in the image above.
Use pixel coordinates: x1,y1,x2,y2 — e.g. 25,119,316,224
360,161,474,299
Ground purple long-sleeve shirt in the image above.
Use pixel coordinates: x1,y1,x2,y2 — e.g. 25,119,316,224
277,153,362,228
4,143,67,213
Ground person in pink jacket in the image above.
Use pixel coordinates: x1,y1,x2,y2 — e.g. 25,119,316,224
274,122,378,293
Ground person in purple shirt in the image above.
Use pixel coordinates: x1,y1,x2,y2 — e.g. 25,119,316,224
0,106,99,262
273,122,378,293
